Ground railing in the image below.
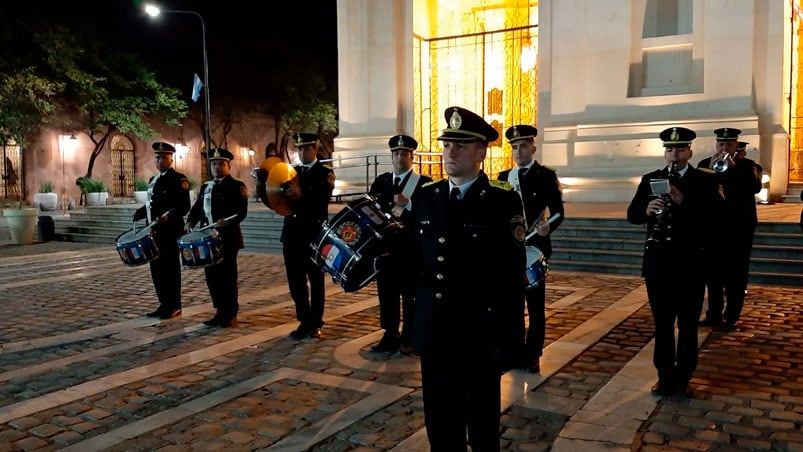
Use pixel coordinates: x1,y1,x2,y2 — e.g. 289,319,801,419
320,152,446,203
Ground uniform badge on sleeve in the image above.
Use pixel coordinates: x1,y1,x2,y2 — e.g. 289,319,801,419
181,179,189,191
511,215,526,243
240,185,249,199
327,171,336,189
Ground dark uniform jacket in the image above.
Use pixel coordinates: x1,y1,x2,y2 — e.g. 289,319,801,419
498,162,564,258
413,172,526,368
187,176,248,249
627,165,720,279
133,168,191,238
281,161,334,245
369,171,432,227
697,156,762,227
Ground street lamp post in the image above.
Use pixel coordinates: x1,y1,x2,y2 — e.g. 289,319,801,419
144,4,212,156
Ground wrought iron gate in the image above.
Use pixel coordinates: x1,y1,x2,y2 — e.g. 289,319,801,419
111,136,135,197
1,141,22,201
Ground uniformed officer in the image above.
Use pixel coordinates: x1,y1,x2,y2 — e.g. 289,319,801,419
497,125,564,373
697,128,762,329
185,148,249,327
627,127,721,397
368,134,432,354
414,106,526,450
133,141,191,319
282,132,335,340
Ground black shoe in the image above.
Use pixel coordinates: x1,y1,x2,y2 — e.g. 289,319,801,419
217,316,237,328
370,334,399,353
651,381,676,396
159,308,182,320
399,343,414,355
719,320,737,330
290,324,310,340
309,327,322,338
699,317,722,327
678,382,694,397
527,358,541,374
203,316,221,327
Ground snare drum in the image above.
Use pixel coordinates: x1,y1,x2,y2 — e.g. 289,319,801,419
116,228,160,267
525,246,549,290
311,195,405,292
178,229,224,269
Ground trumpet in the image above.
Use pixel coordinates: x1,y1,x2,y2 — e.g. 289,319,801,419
711,151,735,173
646,162,677,247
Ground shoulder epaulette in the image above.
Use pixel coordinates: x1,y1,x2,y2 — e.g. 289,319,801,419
323,163,334,170
422,180,439,188
698,167,715,174
489,180,513,191
543,165,556,172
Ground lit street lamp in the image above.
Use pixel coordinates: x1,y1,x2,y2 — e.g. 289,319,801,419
144,4,212,156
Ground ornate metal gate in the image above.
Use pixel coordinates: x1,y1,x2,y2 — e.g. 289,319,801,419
1,141,22,201
110,135,135,197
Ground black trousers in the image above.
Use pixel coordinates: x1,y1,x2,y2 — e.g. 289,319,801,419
705,225,755,323
150,233,182,310
284,241,325,328
524,282,546,362
645,275,705,386
421,347,500,452
375,252,416,344
203,246,239,320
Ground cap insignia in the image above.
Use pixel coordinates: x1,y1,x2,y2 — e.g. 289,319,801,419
449,109,462,129
670,128,679,142
511,127,520,138
396,136,405,147
213,149,221,158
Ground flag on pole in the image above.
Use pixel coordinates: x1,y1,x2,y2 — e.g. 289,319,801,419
191,73,203,102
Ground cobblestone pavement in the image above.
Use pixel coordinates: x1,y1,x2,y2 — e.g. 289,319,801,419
0,241,801,451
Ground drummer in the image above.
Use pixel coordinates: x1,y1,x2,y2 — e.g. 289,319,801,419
185,148,249,328
367,134,432,355
282,132,335,340
133,141,191,320
496,125,565,373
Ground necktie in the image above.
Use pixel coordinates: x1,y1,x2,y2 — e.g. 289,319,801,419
299,166,307,174
393,176,401,193
450,187,461,201
518,167,527,181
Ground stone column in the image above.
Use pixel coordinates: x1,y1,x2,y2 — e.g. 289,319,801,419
334,0,414,196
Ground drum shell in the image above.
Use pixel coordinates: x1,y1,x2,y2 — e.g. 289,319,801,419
311,195,405,292
525,245,549,290
116,228,160,267
178,229,224,269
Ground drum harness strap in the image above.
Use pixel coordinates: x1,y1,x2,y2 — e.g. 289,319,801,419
390,172,420,217
145,173,162,223
203,180,216,226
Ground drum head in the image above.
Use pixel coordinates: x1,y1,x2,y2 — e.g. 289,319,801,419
116,229,138,244
266,162,299,216
526,246,544,263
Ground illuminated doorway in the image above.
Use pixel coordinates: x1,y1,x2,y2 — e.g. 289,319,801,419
413,0,538,179
791,3,803,184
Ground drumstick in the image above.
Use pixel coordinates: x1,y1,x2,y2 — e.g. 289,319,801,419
198,214,238,231
525,213,561,241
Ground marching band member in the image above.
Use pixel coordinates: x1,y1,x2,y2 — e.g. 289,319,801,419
497,125,564,373
133,141,190,320
367,134,432,354
185,148,248,328
414,106,526,450
697,128,762,329
282,133,335,340
627,127,720,397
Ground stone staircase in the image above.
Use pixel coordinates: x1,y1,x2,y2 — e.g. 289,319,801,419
549,218,803,287
50,202,803,287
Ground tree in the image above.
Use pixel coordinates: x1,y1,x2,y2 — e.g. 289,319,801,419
0,69,61,147
34,26,187,177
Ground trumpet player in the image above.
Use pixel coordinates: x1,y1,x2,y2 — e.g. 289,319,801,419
697,128,763,329
627,127,722,397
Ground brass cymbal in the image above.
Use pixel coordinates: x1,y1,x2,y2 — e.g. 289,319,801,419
259,156,283,176
266,162,300,216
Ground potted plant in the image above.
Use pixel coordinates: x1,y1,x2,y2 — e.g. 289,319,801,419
33,180,58,211
134,177,149,203
79,177,109,206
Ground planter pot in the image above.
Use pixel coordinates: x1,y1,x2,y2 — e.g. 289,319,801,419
3,208,39,244
134,191,148,204
33,192,59,211
86,192,109,206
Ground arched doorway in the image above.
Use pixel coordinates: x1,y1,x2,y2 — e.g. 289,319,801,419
110,135,135,197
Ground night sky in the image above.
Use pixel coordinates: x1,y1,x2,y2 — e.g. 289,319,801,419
13,0,339,103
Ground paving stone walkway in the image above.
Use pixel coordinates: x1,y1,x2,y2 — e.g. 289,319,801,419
0,241,801,450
